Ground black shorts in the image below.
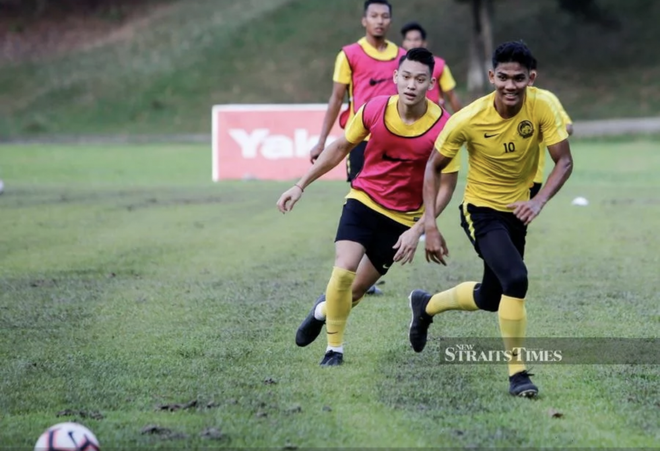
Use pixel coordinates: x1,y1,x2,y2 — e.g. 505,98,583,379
459,203,527,259
335,199,409,275
346,141,367,182
529,182,542,199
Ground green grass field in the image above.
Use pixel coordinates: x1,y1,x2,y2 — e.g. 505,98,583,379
1,138,659,448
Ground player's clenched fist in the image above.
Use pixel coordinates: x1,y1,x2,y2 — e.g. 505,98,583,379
276,185,304,213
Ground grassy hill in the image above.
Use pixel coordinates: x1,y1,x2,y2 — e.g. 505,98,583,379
1,0,659,136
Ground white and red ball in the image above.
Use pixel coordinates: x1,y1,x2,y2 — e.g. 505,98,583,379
34,422,100,451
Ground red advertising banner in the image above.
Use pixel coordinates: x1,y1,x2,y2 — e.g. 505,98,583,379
212,104,347,181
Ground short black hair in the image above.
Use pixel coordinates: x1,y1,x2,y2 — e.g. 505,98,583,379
492,40,536,71
399,47,435,74
364,0,392,16
530,56,538,71
400,21,426,40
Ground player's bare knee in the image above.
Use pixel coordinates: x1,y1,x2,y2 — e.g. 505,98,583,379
332,240,364,272
333,258,360,273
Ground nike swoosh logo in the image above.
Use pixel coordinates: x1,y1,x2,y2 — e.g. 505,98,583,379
484,133,498,138
382,153,413,162
369,77,389,86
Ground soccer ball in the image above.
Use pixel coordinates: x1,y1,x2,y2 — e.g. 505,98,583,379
34,422,100,451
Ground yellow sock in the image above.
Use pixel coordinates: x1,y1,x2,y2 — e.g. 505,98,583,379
498,295,527,376
325,267,356,348
318,295,362,318
425,282,479,315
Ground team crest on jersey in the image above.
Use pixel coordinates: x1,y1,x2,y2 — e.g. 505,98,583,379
518,120,534,138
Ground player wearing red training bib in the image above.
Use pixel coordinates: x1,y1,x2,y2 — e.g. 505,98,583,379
277,48,459,366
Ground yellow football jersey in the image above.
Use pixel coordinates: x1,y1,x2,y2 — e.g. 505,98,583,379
534,88,572,184
435,86,568,212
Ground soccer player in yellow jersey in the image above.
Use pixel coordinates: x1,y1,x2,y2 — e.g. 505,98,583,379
529,58,574,198
277,49,459,366
409,41,574,397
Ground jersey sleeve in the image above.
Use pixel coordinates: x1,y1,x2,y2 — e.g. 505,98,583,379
434,113,467,159
344,104,370,144
438,65,457,92
332,50,352,85
538,94,569,147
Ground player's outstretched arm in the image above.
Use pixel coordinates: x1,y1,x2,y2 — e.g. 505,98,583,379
421,151,453,265
508,139,573,225
535,139,573,206
434,171,458,217
310,83,348,163
392,171,458,265
277,136,357,214
407,169,458,236
409,169,459,235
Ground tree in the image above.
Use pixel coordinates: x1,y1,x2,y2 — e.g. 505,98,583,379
465,0,494,98
455,0,620,98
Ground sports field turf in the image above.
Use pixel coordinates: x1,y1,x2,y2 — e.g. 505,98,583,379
1,139,658,447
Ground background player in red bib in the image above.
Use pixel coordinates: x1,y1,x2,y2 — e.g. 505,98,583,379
400,21,463,113
309,0,405,182
311,0,406,297
277,48,459,366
